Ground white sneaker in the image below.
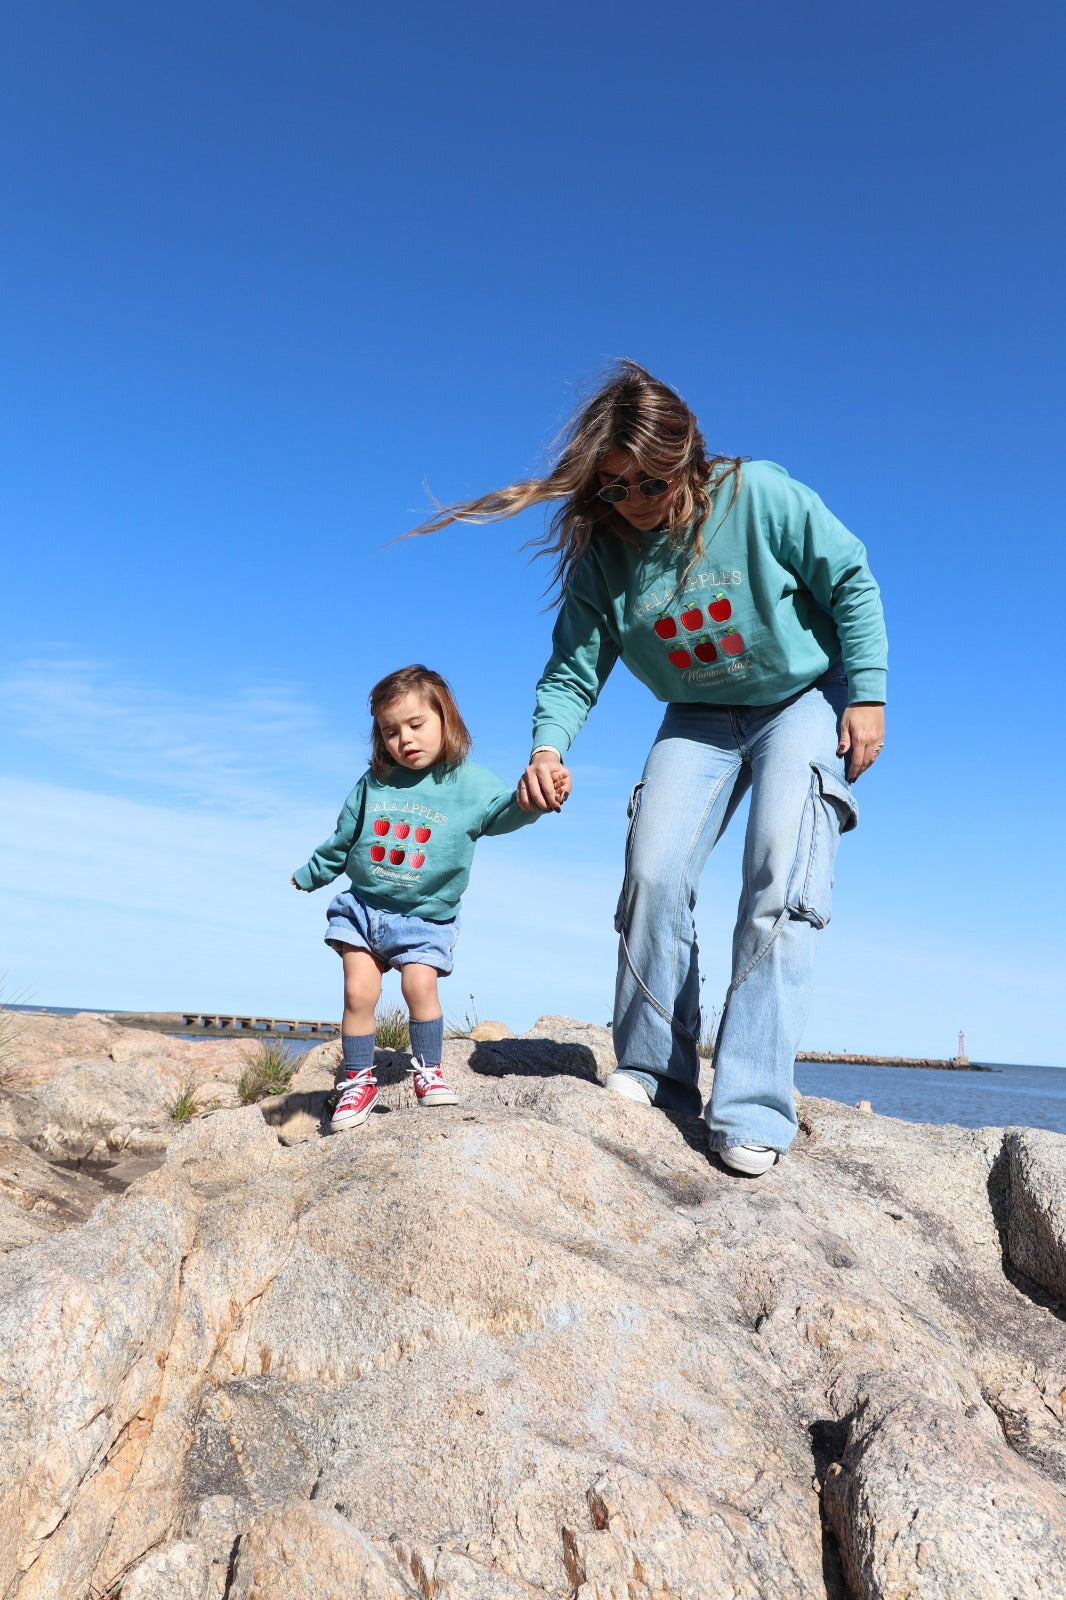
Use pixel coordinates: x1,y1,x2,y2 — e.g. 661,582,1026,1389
719,1143,777,1176
607,1071,652,1106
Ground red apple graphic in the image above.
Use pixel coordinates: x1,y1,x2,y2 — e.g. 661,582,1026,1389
410,851,425,868
720,629,745,656
393,823,411,840
370,844,386,862
668,647,691,668
681,607,703,631
694,635,717,662
653,615,677,639
708,593,731,622
389,847,406,864
414,826,431,843
372,819,390,836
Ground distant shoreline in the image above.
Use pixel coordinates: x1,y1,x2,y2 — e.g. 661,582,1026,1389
7,1006,996,1069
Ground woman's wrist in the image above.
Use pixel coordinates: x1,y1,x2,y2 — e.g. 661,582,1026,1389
529,745,561,761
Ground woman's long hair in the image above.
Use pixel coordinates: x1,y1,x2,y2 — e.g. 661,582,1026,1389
406,360,744,597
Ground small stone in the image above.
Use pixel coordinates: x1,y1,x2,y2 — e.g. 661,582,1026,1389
468,1021,515,1041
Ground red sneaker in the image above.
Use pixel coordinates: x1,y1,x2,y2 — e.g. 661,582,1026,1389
409,1060,458,1106
330,1070,378,1131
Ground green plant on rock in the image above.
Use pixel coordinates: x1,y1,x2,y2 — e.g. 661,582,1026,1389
166,1079,202,1124
237,1038,300,1104
698,1004,721,1061
444,993,481,1039
374,1003,410,1051
0,977,29,1085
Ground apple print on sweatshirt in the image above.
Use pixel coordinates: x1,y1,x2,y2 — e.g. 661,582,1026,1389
719,628,745,656
669,647,691,669
680,606,703,632
694,635,717,663
294,758,537,924
653,614,677,640
708,593,731,622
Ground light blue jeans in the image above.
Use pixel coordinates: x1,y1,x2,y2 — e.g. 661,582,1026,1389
613,670,858,1151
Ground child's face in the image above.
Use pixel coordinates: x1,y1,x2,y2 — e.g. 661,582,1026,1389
377,691,445,771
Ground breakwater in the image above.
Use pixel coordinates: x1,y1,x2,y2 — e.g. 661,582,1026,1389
796,1050,987,1071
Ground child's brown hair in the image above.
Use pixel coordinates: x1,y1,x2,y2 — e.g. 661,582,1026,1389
368,665,472,779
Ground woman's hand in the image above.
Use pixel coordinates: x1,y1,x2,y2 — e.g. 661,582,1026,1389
837,704,885,781
518,752,572,812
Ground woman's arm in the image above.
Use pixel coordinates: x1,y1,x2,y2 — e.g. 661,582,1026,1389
773,477,888,707
521,560,620,809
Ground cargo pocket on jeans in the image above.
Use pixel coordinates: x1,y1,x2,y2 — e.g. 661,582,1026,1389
613,780,645,933
785,763,858,930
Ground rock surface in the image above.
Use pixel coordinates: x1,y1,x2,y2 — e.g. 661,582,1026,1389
0,1014,1064,1598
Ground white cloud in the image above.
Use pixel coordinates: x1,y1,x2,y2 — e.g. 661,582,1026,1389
0,657,354,816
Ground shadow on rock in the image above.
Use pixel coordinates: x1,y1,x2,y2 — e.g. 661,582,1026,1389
468,1038,603,1084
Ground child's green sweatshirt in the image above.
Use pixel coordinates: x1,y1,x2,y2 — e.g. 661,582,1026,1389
293,760,536,922
532,460,888,758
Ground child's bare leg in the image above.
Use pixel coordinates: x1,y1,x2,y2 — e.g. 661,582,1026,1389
332,947,385,1126
400,963,455,1105
342,948,385,1036
399,962,442,1024
331,949,385,1131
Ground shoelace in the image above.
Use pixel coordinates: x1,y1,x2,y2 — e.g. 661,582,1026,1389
408,1061,445,1088
337,1069,376,1098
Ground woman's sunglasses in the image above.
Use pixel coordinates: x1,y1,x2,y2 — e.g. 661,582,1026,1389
597,477,670,504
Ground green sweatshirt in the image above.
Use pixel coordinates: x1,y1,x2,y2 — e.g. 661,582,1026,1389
293,760,537,922
532,460,887,757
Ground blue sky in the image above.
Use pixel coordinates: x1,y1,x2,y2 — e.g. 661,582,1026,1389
1,0,1063,1063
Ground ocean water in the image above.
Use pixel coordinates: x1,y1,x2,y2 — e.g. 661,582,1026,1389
794,1060,1066,1137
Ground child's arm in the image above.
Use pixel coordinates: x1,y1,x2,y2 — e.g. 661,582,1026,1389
480,766,569,838
291,785,364,890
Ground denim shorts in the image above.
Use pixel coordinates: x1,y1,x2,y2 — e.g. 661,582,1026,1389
324,890,459,974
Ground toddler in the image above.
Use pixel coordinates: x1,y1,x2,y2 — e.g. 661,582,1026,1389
292,664,568,1131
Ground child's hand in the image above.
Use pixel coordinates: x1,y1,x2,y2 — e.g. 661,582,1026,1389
290,874,299,888
550,766,571,805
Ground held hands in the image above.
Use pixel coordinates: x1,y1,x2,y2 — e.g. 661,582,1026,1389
517,752,572,812
837,704,885,782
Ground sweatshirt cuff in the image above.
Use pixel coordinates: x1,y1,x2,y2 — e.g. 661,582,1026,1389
846,668,887,704
530,722,573,760
293,864,316,891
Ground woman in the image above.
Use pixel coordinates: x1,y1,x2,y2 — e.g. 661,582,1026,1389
412,362,887,1175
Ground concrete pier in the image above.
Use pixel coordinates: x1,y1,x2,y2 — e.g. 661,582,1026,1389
110,1012,339,1039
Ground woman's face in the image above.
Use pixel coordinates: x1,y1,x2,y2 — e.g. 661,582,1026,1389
596,447,677,532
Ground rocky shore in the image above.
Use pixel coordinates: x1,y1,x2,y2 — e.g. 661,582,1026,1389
1,1009,1065,1599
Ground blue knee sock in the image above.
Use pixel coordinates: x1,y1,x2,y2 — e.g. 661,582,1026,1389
341,1033,376,1077
409,1016,444,1067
